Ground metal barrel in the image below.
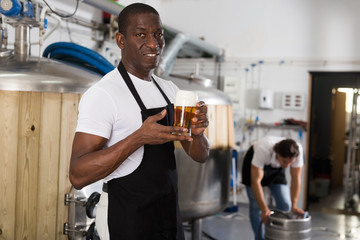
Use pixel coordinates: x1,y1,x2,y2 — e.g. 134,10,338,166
265,211,312,240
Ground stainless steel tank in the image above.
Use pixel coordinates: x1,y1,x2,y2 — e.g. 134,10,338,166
169,75,233,221
0,50,100,93
0,50,102,240
175,148,232,220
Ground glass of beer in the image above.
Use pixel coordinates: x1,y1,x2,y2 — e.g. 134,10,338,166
173,90,197,136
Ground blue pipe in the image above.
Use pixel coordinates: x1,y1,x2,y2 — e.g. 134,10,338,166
48,49,113,75
43,42,115,75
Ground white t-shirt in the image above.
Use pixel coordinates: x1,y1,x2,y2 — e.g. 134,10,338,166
76,68,179,182
251,136,304,169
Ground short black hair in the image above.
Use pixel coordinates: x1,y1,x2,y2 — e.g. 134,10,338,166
117,3,160,35
273,139,300,158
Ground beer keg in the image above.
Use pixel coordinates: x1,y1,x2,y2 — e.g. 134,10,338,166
265,210,312,240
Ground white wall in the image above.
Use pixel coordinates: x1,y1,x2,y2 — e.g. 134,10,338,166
159,0,360,59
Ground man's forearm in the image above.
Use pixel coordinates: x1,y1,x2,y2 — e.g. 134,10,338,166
290,167,302,209
251,181,269,212
290,179,301,208
181,132,210,163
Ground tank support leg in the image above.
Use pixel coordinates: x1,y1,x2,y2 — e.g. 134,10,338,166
191,218,203,240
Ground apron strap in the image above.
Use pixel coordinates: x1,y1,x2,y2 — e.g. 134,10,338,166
153,79,172,106
118,61,172,111
118,61,147,111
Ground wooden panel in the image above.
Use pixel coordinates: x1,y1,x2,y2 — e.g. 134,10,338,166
16,92,41,240
203,104,209,137
171,104,233,150
227,105,235,149
0,90,20,240
56,93,81,240
207,105,217,149
36,93,62,239
0,90,82,239
215,105,228,149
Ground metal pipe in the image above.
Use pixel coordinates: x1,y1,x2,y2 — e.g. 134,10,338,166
156,32,189,76
14,24,29,56
82,0,125,16
163,25,224,59
191,218,202,240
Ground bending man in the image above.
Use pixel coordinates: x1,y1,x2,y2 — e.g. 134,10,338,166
241,136,304,240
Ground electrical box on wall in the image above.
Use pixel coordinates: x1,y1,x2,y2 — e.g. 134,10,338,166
282,92,305,110
259,89,274,109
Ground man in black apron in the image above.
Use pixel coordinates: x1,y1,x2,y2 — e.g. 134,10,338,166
241,136,304,240
69,3,210,240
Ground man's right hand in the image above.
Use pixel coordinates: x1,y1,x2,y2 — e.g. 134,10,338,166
260,208,271,225
251,165,271,225
136,109,193,145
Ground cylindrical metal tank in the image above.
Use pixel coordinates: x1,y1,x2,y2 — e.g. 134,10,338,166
168,75,234,221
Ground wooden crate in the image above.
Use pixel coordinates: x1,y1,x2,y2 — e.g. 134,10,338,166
0,90,80,240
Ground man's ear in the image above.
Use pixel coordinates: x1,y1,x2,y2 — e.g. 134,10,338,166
115,32,125,50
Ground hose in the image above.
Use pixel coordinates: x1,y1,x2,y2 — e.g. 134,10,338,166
31,6,62,57
43,42,115,75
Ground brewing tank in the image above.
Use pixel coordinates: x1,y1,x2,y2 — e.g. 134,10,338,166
0,51,102,240
167,75,234,221
0,51,100,93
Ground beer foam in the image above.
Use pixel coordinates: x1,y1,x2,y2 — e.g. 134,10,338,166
175,90,197,106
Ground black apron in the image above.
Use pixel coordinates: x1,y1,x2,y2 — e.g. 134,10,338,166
107,62,184,240
241,145,287,186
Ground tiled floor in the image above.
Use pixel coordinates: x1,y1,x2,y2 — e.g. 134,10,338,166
183,188,360,240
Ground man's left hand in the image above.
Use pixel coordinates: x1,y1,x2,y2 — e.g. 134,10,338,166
191,101,209,136
292,207,305,216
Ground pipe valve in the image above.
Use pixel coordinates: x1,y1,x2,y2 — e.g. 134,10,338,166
0,0,34,19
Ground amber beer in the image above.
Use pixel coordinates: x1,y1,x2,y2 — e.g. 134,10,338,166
173,90,197,136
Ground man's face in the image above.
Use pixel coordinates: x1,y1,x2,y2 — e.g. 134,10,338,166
276,154,296,168
117,12,165,78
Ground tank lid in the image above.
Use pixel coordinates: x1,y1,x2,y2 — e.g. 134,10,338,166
0,55,102,93
170,73,216,88
167,76,232,106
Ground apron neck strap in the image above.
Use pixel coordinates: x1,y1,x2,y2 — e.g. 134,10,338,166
117,62,173,111
118,62,146,110
153,79,172,106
